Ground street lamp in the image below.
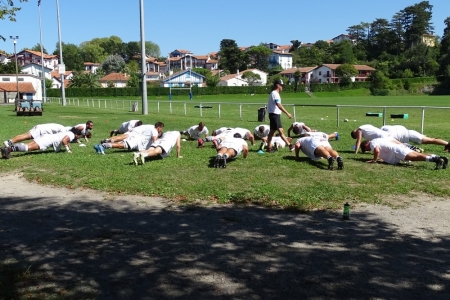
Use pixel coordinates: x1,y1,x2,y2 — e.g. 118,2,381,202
9,36,19,109
55,0,66,106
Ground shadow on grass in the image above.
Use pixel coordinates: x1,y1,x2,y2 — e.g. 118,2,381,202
1,193,449,299
283,155,330,170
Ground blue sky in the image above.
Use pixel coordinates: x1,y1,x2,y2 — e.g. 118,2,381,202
1,0,448,57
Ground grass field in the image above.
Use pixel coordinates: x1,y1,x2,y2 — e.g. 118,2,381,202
1,93,450,210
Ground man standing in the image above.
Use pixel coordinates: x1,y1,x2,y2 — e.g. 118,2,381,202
266,79,294,152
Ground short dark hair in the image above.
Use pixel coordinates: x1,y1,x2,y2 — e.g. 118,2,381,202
154,121,164,128
233,133,242,138
135,121,143,127
293,126,300,135
360,140,370,152
70,127,82,136
86,120,93,125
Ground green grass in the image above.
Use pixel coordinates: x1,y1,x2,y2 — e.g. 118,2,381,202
1,93,450,210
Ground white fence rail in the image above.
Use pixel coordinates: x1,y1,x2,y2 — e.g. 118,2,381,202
46,98,450,134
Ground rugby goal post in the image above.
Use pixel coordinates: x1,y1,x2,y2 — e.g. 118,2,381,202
169,85,193,101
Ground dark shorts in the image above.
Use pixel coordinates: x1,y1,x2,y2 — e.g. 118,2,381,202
269,113,282,130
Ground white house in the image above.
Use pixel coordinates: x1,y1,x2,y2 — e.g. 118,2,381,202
99,72,130,88
161,69,205,88
331,34,356,45
84,62,100,74
10,49,59,70
311,64,375,83
51,70,73,89
279,67,316,85
0,74,42,103
21,63,52,80
0,51,10,64
218,69,268,87
268,49,292,70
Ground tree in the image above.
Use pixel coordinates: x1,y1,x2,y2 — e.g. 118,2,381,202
100,55,126,74
127,73,140,88
145,41,160,58
290,40,301,52
192,68,212,77
0,0,28,41
241,71,261,86
30,43,47,54
67,72,101,88
53,42,84,71
0,61,20,73
438,17,450,75
330,40,355,64
246,44,271,71
205,74,220,87
368,70,392,90
293,70,301,92
335,64,358,78
399,1,434,49
218,39,248,74
80,42,106,63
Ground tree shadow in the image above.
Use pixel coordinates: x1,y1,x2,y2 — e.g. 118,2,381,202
0,193,449,299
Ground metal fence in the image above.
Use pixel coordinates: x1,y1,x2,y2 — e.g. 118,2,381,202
46,98,450,134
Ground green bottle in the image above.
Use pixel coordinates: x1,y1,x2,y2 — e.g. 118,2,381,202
343,202,350,220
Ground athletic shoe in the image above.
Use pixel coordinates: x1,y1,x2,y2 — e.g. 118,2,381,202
212,139,219,150
3,140,12,147
335,133,339,141
133,152,140,165
442,156,448,169
100,139,110,144
221,157,227,168
1,147,11,159
337,157,344,170
445,143,450,152
94,144,101,154
433,156,444,170
198,138,204,148
140,153,146,165
258,142,264,152
214,155,221,168
289,144,295,152
327,156,335,170
94,144,106,155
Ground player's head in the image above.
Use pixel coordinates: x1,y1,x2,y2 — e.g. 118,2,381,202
293,125,301,135
258,126,265,133
84,130,92,138
154,121,165,133
233,133,242,139
360,140,370,152
86,120,94,130
135,121,143,127
350,129,358,139
198,122,205,131
70,127,82,138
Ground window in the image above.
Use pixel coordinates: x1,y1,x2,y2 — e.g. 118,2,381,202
2,78,10,81
319,71,322,76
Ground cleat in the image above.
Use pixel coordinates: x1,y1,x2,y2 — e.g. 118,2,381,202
258,142,264,152
1,147,11,159
98,144,106,155
214,155,221,168
133,152,140,165
327,156,335,170
433,156,444,170
221,157,227,168
3,140,12,147
445,143,450,152
289,144,295,152
109,130,114,137
337,157,344,170
198,138,204,148
335,133,339,141
93,144,101,154
100,139,110,144
442,156,448,169
140,153,146,165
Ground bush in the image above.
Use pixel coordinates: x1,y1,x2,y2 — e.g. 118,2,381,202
371,89,389,96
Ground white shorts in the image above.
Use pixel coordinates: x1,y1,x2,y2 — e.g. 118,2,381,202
34,135,62,151
382,146,413,165
124,134,149,151
408,130,424,144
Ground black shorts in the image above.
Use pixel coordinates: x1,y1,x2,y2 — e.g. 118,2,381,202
269,113,282,130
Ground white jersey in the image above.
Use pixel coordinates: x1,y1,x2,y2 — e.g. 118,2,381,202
267,90,281,114
297,136,330,161
270,136,287,148
151,131,180,158
230,127,250,139
220,137,247,156
34,131,76,152
254,125,270,139
131,125,158,138
292,122,308,135
381,125,423,144
359,124,390,140
68,123,89,136
369,138,412,165
187,125,209,139
29,123,66,138
214,127,233,136
118,120,141,134
306,131,329,140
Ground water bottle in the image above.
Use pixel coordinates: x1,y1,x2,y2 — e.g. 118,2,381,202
343,202,350,220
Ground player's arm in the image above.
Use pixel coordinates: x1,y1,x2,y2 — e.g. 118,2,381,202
295,142,301,160
287,124,294,137
354,130,362,154
367,146,380,163
242,145,249,159
303,124,312,132
248,133,255,146
61,135,72,153
276,102,292,119
176,135,182,158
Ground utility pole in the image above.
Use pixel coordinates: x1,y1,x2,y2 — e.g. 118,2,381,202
10,36,19,110
139,0,148,114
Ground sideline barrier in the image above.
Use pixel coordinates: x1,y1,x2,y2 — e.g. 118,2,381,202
390,114,409,119
366,112,383,117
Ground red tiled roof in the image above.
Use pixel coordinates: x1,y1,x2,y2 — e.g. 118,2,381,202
0,82,36,93
12,49,58,59
279,67,317,74
84,62,100,66
99,72,130,81
321,64,375,71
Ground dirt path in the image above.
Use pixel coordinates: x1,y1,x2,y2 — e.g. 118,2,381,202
1,172,449,299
